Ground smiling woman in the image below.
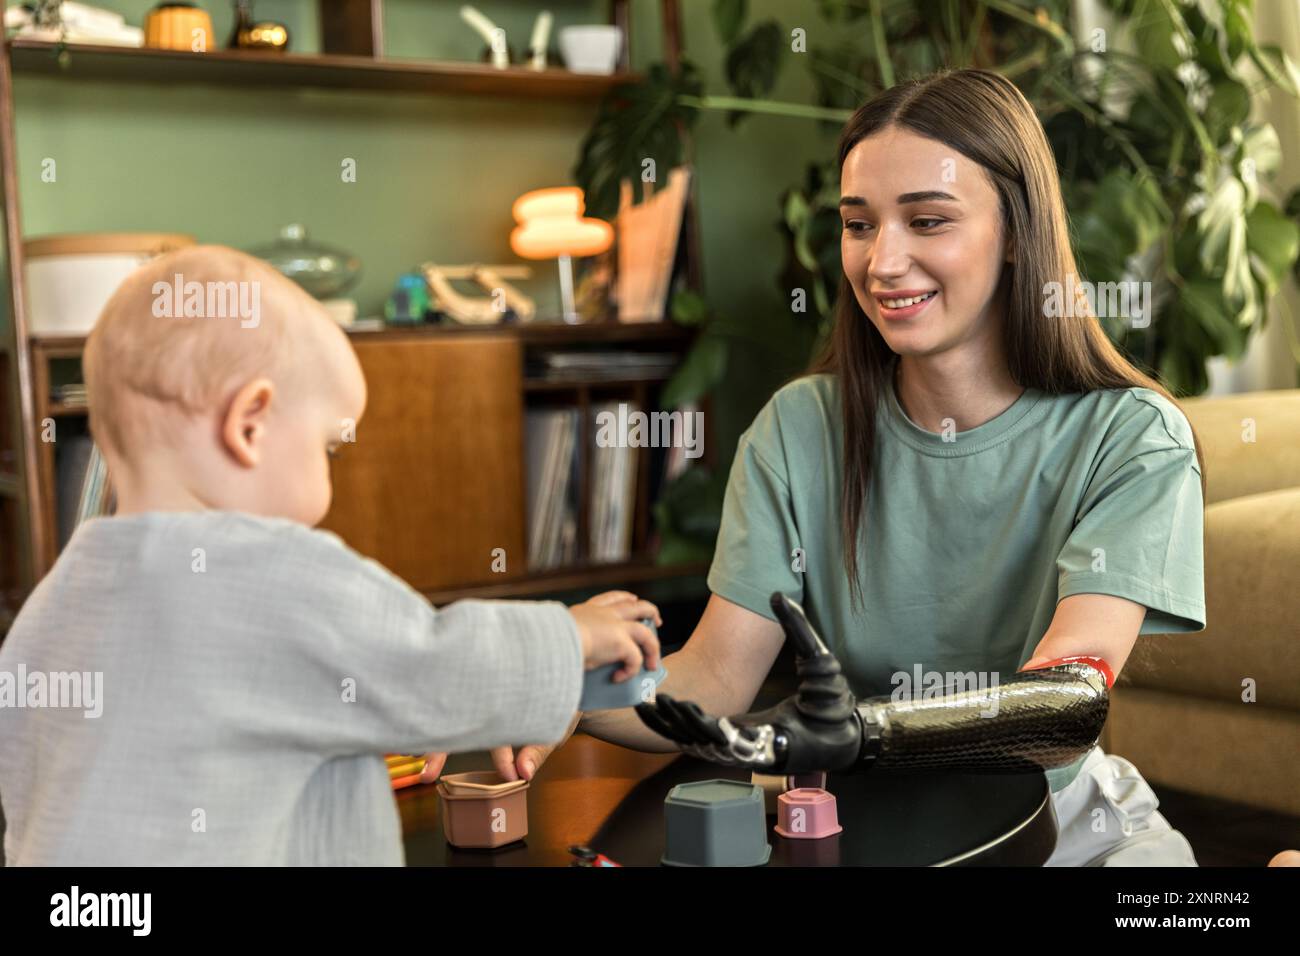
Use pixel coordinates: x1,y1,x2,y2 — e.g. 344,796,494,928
563,68,1212,867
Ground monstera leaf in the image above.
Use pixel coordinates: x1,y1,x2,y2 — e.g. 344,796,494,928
723,21,784,127
573,62,703,222
712,0,747,45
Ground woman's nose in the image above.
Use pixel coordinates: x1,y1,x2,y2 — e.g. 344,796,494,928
867,222,910,280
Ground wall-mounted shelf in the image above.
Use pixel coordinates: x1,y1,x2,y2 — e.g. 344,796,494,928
9,38,637,99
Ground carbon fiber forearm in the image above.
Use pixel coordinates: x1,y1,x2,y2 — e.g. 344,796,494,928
854,661,1109,772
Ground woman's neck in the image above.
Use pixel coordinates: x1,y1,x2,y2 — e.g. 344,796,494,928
893,349,1024,435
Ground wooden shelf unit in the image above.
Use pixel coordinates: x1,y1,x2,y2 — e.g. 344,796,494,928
0,0,710,626
7,38,638,99
22,321,704,604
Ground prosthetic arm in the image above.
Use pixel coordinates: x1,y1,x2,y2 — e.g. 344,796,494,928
635,593,1113,775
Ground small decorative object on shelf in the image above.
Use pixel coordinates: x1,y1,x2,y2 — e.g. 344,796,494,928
24,232,195,337
558,25,622,75
4,0,143,49
247,224,361,298
383,272,436,325
459,5,513,69
574,248,614,323
143,2,214,52
227,0,288,53
525,10,554,71
459,7,565,72
421,263,535,325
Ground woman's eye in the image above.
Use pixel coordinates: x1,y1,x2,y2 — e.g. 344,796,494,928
912,217,947,230
844,221,874,235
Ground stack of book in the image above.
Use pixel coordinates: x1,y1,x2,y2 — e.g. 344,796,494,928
56,438,115,545
525,408,579,570
75,443,115,526
51,383,88,407
528,351,678,383
589,401,637,563
524,403,643,571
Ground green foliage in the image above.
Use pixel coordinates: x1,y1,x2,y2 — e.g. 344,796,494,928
573,62,702,223
653,467,727,566
661,330,728,408
723,21,784,127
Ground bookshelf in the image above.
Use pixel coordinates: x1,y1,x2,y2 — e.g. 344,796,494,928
0,0,711,630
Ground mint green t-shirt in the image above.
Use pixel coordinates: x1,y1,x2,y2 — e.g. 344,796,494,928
707,369,1206,791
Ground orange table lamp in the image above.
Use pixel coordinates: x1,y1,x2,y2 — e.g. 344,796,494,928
510,187,613,323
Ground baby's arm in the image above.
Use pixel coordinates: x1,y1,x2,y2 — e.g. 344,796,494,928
246,534,584,758
248,528,663,759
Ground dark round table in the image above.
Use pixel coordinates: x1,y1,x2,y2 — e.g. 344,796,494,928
400,734,1058,866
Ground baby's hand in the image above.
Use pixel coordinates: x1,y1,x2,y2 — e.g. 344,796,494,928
569,591,661,681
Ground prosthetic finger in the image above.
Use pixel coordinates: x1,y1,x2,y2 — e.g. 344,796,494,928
716,717,781,767
634,701,683,744
658,695,727,747
770,593,832,659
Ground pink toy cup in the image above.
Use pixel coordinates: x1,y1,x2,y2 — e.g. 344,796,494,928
775,787,842,839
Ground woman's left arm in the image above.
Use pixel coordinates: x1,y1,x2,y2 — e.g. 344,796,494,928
1022,593,1147,678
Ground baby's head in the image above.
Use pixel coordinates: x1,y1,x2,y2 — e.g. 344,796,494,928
84,245,366,525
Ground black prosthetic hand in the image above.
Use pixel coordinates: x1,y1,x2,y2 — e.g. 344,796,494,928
635,592,1112,776
635,593,861,773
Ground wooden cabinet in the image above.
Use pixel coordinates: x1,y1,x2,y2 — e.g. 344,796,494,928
320,336,526,592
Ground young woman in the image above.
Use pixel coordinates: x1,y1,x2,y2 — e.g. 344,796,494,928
452,69,1208,866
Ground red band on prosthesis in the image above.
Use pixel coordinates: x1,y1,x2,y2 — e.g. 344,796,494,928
1019,655,1115,688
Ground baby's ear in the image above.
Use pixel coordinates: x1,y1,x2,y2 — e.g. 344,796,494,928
222,378,275,467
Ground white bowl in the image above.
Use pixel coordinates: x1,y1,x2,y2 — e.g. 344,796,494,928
559,25,622,75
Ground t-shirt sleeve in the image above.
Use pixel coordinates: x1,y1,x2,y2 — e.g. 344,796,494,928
248,530,584,758
706,427,805,622
1056,441,1206,635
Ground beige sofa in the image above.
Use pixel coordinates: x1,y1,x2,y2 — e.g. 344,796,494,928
1100,388,1300,817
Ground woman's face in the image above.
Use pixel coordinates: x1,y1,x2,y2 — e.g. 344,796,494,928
839,126,1011,358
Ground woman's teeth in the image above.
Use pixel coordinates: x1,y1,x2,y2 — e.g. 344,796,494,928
882,291,937,309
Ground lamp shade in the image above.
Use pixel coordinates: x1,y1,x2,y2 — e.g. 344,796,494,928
509,186,613,260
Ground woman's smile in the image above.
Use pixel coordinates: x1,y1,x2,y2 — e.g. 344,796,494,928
874,288,939,320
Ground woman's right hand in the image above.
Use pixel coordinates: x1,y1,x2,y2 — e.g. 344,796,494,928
568,591,662,681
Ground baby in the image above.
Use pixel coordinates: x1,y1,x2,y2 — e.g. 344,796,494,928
0,245,659,865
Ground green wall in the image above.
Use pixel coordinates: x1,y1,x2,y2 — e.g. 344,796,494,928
15,0,839,458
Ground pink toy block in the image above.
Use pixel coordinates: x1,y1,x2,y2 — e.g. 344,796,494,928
775,788,842,839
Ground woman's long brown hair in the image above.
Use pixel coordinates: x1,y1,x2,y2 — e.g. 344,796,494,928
809,69,1206,609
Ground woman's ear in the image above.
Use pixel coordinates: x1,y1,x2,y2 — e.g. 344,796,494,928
221,378,274,468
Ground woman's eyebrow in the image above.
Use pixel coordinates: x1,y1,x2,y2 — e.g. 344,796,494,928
839,190,960,207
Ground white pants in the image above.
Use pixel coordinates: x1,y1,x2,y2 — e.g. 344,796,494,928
1044,746,1198,867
